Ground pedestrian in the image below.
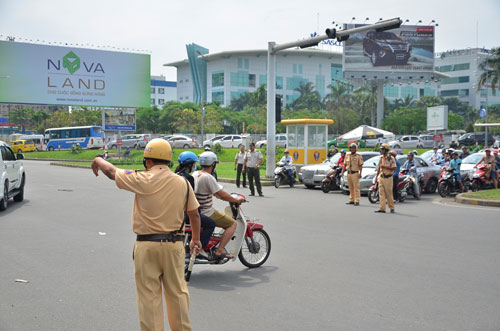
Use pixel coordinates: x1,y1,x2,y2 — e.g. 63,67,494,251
391,150,400,202
341,143,363,206
243,142,263,197
91,138,201,331
234,145,247,188
375,143,397,213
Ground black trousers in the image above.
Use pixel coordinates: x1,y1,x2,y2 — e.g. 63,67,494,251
393,176,399,201
247,167,262,195
236,163,246,187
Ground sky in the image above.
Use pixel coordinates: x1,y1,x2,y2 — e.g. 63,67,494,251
1,0,499,81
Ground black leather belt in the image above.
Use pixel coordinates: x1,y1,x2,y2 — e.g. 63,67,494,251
136,233,184,242
348,171,359,174
382,174,392,178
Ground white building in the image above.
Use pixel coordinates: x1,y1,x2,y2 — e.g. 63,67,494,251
150,75,177,107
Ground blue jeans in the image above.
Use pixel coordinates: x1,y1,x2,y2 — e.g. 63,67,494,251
184,212,216,249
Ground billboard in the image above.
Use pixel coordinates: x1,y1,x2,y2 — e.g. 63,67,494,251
103,108,136,131
0,41,150,107
427,105,448,131
343,24,435,79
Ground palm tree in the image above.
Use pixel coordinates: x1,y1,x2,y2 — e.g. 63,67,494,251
324,83,352,110
292,82,323,110
477,47,500,95
353,83,377,126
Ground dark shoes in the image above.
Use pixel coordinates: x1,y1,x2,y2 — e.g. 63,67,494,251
249,193,255,196
346,202,354,205
390,209,395,213
374,210,386,213
354,202,359,206
259,193,264,197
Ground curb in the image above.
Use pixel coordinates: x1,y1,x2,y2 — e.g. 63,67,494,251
455,193,500,208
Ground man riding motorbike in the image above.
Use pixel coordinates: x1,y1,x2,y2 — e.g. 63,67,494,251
279,149,295,187
401,151,420,198
475,148,498,189
449,151,464,192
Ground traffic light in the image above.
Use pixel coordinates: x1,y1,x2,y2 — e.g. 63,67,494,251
325,28,336,39
275,96,282,123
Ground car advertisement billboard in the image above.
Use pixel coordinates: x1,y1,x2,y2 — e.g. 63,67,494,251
103,108,136,131
343,24,434,78
0,41,150,107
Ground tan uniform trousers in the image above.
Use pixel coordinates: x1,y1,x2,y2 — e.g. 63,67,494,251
379,176,395,211
133,241,191,331
347,173,361,203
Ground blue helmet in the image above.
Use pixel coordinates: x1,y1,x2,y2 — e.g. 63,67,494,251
178,151,199,166
341,149,346,153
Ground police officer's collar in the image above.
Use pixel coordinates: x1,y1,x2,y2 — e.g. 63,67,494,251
150,164,170,171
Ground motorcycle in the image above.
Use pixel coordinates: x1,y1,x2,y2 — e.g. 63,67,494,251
368,172,414,204
400,169,423,199
470,163,496,192
274,162,296,188
183,194,271,281
437,166,470,197
320,165,342,193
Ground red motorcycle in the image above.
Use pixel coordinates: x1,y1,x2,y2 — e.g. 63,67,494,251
184,194,271,281
471,164,496,192
368,173,411,204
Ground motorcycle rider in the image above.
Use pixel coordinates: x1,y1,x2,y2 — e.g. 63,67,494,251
375,143,396,213
401,151,420,198
391,150,401,202
193,151,245,259
494,149,500,180
475,148,498,189
175,151,216,258
449,151,464,192
279,149,295,187
429,147,443,165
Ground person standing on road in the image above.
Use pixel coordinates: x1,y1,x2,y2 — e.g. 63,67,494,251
243,142,264,197
279,149,295,187
342,143,363,206
375,143,397,213
234,145,247,188
391,150,401,202
91,138,201,331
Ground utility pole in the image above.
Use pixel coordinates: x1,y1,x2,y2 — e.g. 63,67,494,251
264,18,402,178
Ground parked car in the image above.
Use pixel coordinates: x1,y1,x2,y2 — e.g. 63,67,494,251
328,139,366,149
213,135,243,148
341,154,441,195
458,132,495,147
167,135,198,149
10,140,35,154
418,135,435,148
256,134,287,148
363,30,411,66
299,152,378,188
1,141,26,211
203,135,226,149
107,134,151,150
388,136,424,149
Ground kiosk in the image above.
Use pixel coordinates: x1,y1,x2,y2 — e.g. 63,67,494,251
281,118,333,166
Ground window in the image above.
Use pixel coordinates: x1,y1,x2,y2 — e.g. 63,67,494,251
1,146,15,161
151,87,155,93
298,64,303,74
287,125,304,148
158,88,165,94
293,64,297,74
151,98,155,104
441,76,470,84
212,91,224,105
158,99,165,105
276,76,283,89
308,126,326,148
435,63,470,72
249,74,256,88
384,86,399,98
286,76,309,91
244,59,249,69
230,71,249,87
238,58,243,69
223,136,232,141
212,72,224,87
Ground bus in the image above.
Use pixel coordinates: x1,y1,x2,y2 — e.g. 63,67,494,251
44,126,104,151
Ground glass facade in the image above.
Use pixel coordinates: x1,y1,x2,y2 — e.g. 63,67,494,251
440,89,469,97
384,86,399,98
286,76,308,91
441,76,470,84
315,75,325,97
212,71,224,87
400,86,418,99
230,71,249,87
212,91,224,104
435,63,470,72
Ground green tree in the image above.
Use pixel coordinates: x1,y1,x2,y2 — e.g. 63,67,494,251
477,47,500,96
353,84,377,126
9,107,34,131
137,106,163,133
291,82,323,110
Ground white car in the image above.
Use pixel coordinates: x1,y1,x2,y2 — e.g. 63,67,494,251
213,135,243,148
256,134,288,148
0,141,26,211
389,135,424,149
203,135,226,149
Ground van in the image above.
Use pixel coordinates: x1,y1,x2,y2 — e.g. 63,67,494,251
19,135,44,151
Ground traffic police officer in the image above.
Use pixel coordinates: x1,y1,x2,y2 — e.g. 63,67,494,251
91,138,201,331
342,143,363,206
375,143,397,213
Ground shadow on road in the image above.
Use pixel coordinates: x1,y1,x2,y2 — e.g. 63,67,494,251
0,199,29,218
188,265,278,292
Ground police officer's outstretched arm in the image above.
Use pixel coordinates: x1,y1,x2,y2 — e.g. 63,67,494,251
92,157,117,180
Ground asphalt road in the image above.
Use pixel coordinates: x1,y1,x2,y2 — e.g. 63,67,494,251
1,161,500,331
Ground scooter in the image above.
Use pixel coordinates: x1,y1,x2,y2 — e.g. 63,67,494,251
400,169,423,199
321,165,342,193
470,163,496,192
368,173,411,204
183,194,271,281
437,166,470,197
274,162,296,188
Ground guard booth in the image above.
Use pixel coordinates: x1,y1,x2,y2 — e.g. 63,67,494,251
281,118,333,166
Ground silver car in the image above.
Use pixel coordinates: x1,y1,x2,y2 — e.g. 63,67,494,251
107,134,151,150
341,154,442,194
388,135,424,149
167,135,198,149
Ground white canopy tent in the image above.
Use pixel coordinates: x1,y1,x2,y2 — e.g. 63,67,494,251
339,125,395,142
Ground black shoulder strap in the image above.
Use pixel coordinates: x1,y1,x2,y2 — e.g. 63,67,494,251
176,177,190,234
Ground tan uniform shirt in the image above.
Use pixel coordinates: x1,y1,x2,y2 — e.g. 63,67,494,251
115,165,199,235
345,152,363,172
235,151,245,165
245,150,263,167
378,154,397,177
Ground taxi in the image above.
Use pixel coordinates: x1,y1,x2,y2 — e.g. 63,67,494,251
10,139,36,154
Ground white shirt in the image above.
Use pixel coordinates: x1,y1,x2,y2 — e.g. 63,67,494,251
280,154,293,170
192,171,223,217
235,151,245,165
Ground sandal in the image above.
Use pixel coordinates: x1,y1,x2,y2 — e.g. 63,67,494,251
214,250,234,259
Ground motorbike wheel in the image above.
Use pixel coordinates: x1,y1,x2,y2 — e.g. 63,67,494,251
274,177,280,189
437,181,449,198
367,189,379,204
321,181,331,193
471,181,480,192
463,180,470,193
238,229,271,268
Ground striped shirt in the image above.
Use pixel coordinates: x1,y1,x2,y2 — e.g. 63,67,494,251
192,171,223,217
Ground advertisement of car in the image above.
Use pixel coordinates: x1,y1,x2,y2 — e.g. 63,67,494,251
343,24,434,76
0,41,150,107
103,108,136,131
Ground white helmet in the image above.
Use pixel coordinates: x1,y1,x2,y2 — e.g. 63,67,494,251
199,151,219,166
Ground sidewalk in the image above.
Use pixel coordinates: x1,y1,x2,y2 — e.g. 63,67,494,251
455,193,500,207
